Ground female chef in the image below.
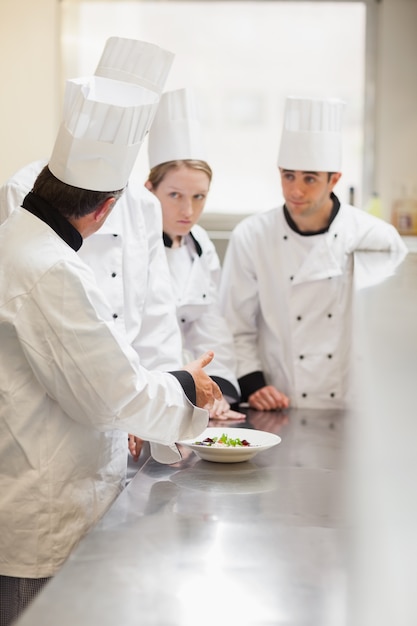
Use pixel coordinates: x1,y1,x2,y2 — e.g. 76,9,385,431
145,87,243,420
220,96,407,411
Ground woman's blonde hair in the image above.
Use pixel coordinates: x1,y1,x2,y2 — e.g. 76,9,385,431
147,160,212,190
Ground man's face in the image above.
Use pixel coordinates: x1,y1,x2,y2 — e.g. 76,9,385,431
279,169,341,222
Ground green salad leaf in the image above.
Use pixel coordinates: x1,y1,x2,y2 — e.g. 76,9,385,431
194,433,251,447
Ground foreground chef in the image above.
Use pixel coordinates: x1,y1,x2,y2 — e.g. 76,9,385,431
0,75,220,625
145,87,242,419
220,96,407,411
0,37,185,466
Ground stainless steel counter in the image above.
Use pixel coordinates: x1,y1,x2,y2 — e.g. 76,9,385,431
16,249,417,626
15,408,347,626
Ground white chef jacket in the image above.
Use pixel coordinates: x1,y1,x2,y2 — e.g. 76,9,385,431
164,224,240,402
0,160,183,373
220,200,407,409
0,161,184,467
0,207,208,578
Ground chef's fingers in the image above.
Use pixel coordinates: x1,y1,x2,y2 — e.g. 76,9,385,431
195,350,215,368
248,396,271,410
248,386,289,411
128,434,144,462
263,385,289,407
265,390,289,409
209,396,230,418
128,434,136,456
210,408,246,421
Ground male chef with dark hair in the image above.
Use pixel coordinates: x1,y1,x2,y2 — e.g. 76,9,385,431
0,70,220,625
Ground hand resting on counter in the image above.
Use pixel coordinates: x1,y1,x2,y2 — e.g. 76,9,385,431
209,395,246,421
248,385,290,411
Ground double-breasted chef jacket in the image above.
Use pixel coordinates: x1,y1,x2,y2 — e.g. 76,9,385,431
0,192,208,579
1,161,187,467
220,194,407,409
0,160,183,374
164,224,240,403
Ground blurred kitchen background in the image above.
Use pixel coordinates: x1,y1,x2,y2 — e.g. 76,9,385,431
1,0,416,261
1,3,417,625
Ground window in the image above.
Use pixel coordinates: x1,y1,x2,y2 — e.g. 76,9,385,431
61,1,367,213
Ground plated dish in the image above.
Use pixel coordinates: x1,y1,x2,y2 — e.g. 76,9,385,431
178,427,281,463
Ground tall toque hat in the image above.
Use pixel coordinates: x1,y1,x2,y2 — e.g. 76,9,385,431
49,76,159,191
277,96,345,172
147,87,207,169
94,37,174,95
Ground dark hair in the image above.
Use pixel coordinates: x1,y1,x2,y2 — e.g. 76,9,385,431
32,166,124,219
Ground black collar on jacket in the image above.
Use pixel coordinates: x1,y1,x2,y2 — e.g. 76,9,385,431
22,192,83,251
163,231,203,257
283,192,340,236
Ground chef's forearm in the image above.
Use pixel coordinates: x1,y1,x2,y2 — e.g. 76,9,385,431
169,370,196,405
238,370,267,402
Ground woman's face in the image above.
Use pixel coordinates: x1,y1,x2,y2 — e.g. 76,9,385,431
148,164,210,244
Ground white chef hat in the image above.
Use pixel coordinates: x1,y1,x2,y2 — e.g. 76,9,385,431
277,96,345,172
147,87,207,169
94,36,174,95
49,75,159,191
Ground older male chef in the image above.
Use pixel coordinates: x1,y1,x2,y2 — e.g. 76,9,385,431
220,96,407,411
0,37,185,466
0,71,220,626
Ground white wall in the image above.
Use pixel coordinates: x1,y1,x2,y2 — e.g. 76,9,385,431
0,0,59,182
0,0,416,226
375,0,417,221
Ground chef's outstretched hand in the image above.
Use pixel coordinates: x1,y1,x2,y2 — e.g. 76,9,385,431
183,351,222,411
248,385,290,411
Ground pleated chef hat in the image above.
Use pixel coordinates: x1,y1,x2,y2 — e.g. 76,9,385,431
49,75,159,191
95,37,174,95
277,96,345,172
147,87,207,169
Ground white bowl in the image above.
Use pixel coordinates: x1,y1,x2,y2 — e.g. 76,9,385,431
178,427,281,463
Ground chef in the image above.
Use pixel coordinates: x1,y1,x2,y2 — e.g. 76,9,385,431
0,37,185,466
145,87,243,419
220,96,407,411
0,73,220,625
